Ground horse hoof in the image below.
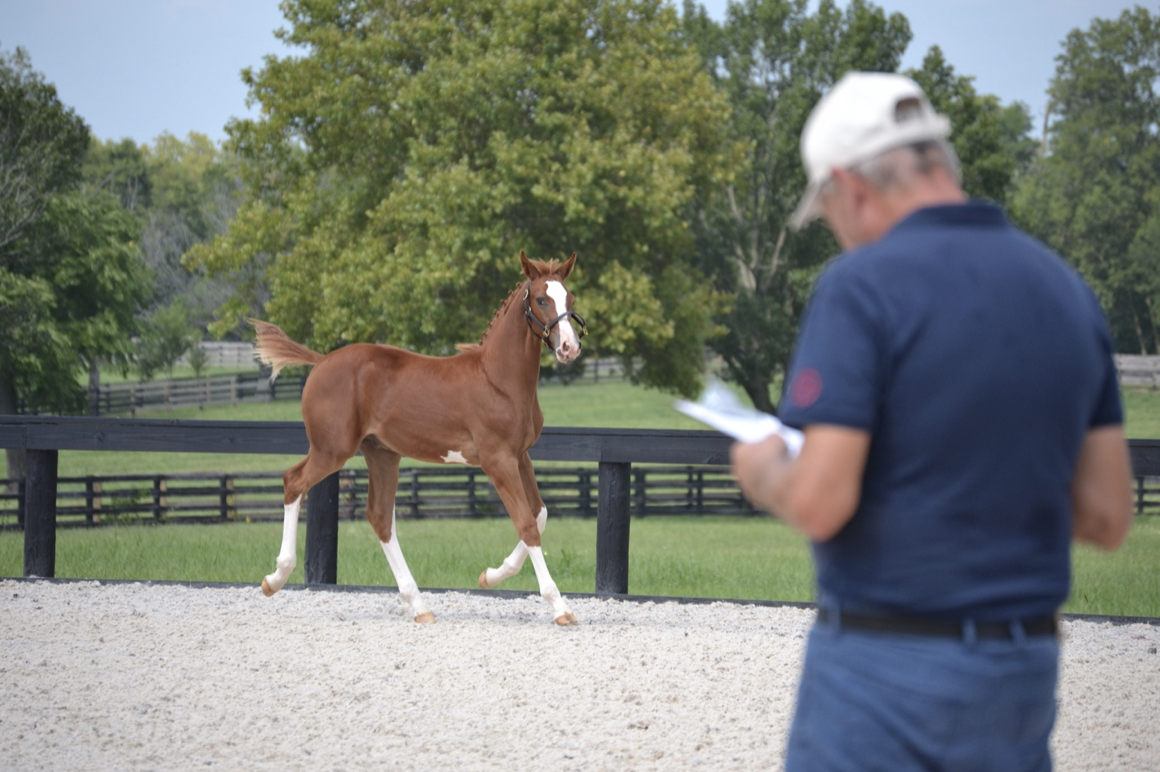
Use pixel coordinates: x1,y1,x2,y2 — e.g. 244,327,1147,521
261,578,276,597
414,611,436,624
478,570,491,590
554,612,579,627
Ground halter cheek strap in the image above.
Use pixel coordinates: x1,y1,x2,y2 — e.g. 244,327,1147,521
523,283,587,348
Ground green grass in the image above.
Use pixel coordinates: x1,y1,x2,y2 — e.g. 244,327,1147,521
1,515,1155,616
1122,387,1160,439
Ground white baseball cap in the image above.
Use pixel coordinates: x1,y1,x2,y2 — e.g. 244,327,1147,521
790,71,952,229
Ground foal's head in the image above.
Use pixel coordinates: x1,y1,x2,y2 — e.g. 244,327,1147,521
520,251,584,364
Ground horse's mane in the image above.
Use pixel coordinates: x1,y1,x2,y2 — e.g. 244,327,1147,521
455,258,563,352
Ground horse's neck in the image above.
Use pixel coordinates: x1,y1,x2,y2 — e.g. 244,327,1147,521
479,294,542,394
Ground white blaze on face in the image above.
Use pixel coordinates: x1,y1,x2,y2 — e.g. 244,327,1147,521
545,280,580,363
441,450,469,465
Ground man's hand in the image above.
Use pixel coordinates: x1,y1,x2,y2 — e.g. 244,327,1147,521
730,425,872,542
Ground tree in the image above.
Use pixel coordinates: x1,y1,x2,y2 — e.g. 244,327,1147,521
137,300,197,380
186,0,736,396
0,45,89,259
82,132,244,337
83,137,152,213
1012,7,1160,353
1,46,151,480
906,46,1034,205
683,0,911,412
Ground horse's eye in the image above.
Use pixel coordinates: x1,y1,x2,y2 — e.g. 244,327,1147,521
536,298,547,307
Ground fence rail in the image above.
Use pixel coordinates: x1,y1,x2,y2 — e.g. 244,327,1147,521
0,465,761,529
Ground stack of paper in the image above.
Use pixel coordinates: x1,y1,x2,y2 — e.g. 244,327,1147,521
674,378,804,458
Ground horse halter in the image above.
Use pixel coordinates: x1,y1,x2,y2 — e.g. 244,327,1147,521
523,282,587,348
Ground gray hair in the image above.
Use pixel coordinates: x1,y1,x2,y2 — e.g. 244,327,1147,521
820,139,961,198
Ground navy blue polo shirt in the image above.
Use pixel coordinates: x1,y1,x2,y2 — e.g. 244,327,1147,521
777,203,1122,621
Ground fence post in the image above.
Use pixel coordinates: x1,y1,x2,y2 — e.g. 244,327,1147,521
24,449,58,578
152,475,166,521
85,477,96,525
305,471,340,585
596,461,631,595
219,475,234,521
16,478,26,528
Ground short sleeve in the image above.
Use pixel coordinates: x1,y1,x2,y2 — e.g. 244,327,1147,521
778,260,885,431
1086,293,1123,428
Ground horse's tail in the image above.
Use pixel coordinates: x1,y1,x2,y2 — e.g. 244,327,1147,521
249,319,325,381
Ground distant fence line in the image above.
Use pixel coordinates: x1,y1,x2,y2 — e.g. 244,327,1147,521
85,372,307,417
14,354,1156,418
0,465,760,530
71,357,627,417
3,463,1158,531
1116,355,1160,388
176,341,257,369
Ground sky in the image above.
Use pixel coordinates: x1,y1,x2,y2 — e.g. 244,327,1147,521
0,0,1145,147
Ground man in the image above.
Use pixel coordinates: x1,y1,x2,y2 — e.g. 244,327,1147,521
730,71,1134,771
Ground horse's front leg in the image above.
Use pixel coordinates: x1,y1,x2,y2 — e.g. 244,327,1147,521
480,453,577,626
478,452,547,589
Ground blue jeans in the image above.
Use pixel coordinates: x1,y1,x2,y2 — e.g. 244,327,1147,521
785,615,1059,772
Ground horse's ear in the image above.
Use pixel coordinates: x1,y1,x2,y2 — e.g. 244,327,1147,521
519,250,540,280
558,252,576,279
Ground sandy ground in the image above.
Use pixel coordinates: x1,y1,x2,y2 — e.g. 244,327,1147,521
1,580,1157,771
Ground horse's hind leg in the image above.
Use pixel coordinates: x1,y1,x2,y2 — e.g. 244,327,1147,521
261,449,347,596
362,441,434,623
478,452,546,589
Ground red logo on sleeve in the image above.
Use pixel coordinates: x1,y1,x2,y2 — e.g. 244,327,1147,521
790,368,823,408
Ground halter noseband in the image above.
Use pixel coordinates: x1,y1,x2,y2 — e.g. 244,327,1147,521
523,282,587,348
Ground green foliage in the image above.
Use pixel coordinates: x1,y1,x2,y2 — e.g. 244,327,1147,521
0,45,151,438
83,138,152,212
0,45,90,260
187,0,735,396
1012,7,1160,354
82,131,243,328
137,300,197,381
2,190,150,414
685,0,910,411
186,344,209,378
906,45,1035,205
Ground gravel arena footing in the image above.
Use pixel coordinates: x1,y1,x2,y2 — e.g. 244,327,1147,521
2,580,1158,771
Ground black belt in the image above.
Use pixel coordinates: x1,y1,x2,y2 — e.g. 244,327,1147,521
816,608,1058,640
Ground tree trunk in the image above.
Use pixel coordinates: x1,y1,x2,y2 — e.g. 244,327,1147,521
0,370,27,487
88,358,101,416
739,373,775,416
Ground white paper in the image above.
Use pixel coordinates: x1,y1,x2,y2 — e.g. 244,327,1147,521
674,378,804,458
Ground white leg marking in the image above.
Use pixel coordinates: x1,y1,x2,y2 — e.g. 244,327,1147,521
481,508,547,587
527,543,573,621
263,495,302,594
380,509,431,620
484,541,529,587
441,450,469,465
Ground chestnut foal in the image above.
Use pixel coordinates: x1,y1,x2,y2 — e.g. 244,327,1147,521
252,252,586,625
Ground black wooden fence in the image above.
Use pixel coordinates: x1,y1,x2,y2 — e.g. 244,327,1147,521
2,415,1159,595
0,465,759,528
